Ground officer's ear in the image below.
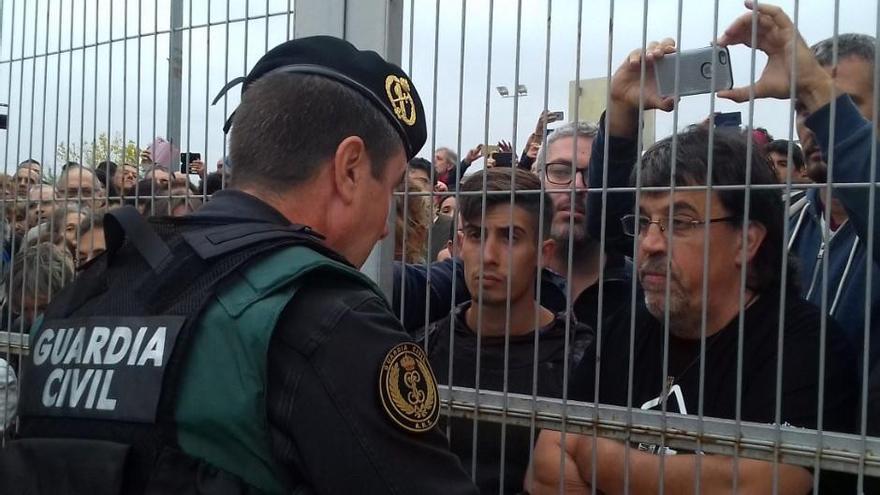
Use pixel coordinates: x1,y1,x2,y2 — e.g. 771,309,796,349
332,136,370,205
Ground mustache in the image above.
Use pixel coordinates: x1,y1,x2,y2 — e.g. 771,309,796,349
639,257,672,277
556,196,586,213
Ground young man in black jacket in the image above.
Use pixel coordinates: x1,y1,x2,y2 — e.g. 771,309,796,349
423,168,593,494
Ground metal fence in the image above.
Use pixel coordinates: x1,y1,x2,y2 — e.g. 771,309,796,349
1,0,879,493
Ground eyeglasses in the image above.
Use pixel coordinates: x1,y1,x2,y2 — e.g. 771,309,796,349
544,162,587,186
621,214,739,237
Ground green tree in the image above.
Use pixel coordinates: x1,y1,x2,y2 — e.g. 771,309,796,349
55,133,140,169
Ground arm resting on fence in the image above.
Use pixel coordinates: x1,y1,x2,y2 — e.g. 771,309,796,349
529,429,814,495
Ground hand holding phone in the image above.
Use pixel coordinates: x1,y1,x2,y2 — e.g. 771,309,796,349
609,38,679,136
180,152,201,174
654,46,733,97
713,111,742,128
494,152,513,168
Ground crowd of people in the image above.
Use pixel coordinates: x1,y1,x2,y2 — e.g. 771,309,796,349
391,8,880,494
0,2,879,493
0,153,230,333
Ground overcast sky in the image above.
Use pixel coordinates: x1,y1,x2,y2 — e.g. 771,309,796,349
0,0,877,175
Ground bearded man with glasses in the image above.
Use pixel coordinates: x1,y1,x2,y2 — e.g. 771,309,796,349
530,37,858,494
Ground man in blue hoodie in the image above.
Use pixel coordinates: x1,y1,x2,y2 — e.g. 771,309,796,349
715,7,880,490
718,2,880,441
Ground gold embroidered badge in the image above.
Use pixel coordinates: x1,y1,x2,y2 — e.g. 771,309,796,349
384,74,417,126
379,342,439,433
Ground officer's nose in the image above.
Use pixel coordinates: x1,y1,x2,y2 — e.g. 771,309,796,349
379,222,390,240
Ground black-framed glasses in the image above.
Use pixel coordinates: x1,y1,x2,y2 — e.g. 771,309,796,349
544,162,587,186
621,214,739,237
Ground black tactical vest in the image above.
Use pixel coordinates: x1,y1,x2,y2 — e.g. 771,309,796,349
0,207,340,495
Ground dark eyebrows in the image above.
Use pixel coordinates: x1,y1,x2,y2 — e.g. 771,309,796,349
461,222,481,233
493,224,528,238
639,201,700,217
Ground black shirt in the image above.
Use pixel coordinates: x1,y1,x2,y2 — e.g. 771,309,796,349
571,293,856,434
569,289,858,492
425,302,594,494
199,191,479,494
570,253,634,334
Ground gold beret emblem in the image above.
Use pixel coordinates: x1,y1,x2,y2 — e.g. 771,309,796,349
384,74,417,127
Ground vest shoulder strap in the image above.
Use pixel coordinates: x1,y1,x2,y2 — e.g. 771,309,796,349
216,245,385,318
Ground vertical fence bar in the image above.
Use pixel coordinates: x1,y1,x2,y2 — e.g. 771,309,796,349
498,0,525,490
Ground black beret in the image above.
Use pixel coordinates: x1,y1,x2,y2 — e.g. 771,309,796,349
213,36,426,160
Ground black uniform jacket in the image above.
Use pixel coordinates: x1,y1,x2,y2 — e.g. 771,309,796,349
194,190,478,494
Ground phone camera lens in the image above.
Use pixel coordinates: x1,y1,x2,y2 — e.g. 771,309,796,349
719,50,728,65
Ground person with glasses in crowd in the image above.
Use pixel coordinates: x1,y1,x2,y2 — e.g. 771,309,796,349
530,37,858,495
536,121,634,333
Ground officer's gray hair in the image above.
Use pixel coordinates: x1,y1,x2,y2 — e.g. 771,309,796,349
533,121,600,174
812,33,876,67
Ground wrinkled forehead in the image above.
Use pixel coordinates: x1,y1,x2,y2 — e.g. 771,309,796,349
546,135,593,166
638,189,727,217
65,211,85,224
28,185,54,201
59,169,96,186
16,167,40,179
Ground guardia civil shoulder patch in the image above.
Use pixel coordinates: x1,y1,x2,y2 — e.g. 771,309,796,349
379,342,439,433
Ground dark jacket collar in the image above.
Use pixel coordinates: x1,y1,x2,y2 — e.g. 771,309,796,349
191,189,293,226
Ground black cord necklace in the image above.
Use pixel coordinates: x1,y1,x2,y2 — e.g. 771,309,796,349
660,294,760,407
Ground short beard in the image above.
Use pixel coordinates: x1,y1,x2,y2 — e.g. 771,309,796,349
551,224,598,268
644,289,701,338
640,258,700,338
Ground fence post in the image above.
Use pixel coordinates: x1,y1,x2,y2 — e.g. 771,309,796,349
166,0,184,150
293,0,404,299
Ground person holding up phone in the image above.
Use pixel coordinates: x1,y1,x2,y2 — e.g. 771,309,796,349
529,29,857,494
520,110,563,171
718,5,880,448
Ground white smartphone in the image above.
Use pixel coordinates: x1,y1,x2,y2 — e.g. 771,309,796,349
654,46,733,97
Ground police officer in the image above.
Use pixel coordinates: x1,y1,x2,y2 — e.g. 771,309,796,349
1,36,478,494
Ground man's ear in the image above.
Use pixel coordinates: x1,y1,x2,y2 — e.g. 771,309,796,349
736,220,767,268
541,238,557,266
332,136,370,205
